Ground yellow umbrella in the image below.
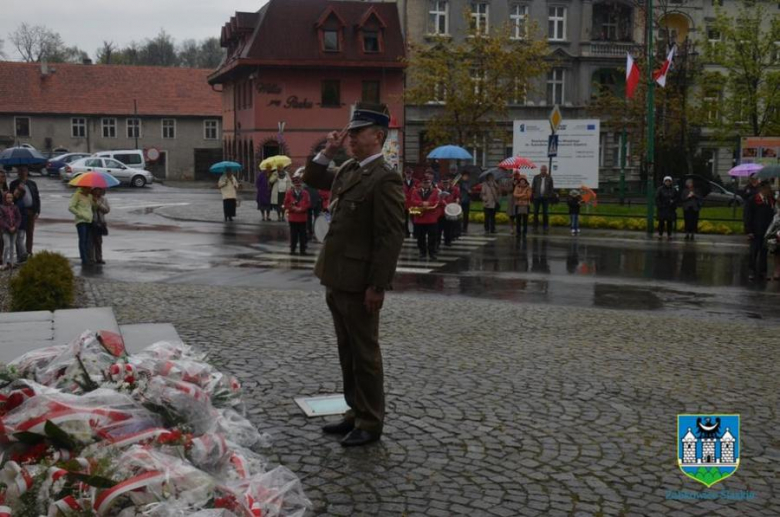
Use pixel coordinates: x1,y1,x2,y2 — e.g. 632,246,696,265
259,155,292,170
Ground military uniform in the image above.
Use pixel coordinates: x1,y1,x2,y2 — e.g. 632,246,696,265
303,149,405,436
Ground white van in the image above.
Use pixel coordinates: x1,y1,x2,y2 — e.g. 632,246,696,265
93,150,146,169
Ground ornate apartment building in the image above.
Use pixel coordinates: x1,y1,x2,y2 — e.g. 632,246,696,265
400,0,769,188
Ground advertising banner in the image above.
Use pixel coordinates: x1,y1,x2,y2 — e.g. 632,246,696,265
513,119,600,188
740,137,780,167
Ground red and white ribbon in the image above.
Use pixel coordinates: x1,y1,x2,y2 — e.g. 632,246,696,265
94,471,165,515
0,505,11,516
229,452,248,479
107,428,170,448
49,495,82,514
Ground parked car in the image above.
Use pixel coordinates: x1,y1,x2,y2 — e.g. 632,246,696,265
62,157,154,187
45,152,91,176
93,150,146,169
704,181,743,207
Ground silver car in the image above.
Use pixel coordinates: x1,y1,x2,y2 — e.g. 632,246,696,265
61,157,154,187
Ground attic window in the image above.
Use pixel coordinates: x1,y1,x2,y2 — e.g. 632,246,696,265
323,30,340,51
363,30,380,52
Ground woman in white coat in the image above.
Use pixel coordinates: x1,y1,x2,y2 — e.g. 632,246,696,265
272,167,292,222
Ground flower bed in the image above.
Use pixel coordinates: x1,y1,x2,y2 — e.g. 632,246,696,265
0,330,310,516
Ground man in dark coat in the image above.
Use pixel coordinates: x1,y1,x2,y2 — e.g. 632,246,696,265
655,176,678,240
531,165,554,232
9,165,40,260
744,181,776,280
303,103,405,447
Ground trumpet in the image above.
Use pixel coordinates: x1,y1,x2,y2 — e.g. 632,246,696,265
408,204,438,216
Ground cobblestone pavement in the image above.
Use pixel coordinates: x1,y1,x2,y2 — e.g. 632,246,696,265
81,279,779,516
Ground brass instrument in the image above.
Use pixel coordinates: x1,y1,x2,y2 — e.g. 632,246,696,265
408,204,438,216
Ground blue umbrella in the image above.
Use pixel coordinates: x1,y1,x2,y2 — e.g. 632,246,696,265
427,145,473,160
209,161,243,174
0,147,47,166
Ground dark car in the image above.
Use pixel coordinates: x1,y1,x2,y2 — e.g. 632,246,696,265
45,152,91,176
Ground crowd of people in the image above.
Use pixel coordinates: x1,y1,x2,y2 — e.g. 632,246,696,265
654,173,780,281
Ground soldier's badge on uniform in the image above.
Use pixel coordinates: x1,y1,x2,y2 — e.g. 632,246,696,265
678,414,740,487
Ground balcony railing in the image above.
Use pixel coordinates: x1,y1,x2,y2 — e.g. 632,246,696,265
586,41,641,57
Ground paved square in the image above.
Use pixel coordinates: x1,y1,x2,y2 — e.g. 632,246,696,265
82,279,779,516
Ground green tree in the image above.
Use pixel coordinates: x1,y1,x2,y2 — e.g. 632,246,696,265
697,0,780,138
139,29,178,67
404,17,548,147
198,37,225,69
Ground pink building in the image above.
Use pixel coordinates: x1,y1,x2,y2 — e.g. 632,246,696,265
209,0,406,181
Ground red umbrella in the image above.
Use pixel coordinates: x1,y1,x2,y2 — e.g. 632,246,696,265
498,156,537,170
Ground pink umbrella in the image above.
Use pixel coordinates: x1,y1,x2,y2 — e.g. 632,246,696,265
498,156,538,170
728,163,763,177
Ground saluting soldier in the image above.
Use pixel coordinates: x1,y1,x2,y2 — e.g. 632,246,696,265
303,102,405,447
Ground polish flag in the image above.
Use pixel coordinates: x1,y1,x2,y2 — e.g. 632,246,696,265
626,53,640,99
653,46,676,87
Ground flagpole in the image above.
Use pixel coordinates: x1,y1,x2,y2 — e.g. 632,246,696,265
645,0,656,235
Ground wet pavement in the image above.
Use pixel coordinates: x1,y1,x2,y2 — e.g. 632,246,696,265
32,177,780,323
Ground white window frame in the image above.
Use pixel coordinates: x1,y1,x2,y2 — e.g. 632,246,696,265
548,6,567,41
14,116,31,138
512,78,527,106
471,67,486,96
510,4,528,40
162,119,176,139
703,95,719,123
101,118,117,139
469,137,486,167
470,2,489,35
71,117,86,138
428,0,449,36
204,119,220,140
707,28,722,47
547,68,565,105
126,118,142,139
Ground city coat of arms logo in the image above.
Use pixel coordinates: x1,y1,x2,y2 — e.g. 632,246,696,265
677,414,740,487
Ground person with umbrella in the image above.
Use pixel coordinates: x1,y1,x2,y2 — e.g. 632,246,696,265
681,178,703,241
256,165,273,222
9,165,40,261
272,167,292,222
745,180,776,281
655,176,678,240
513,173,532,239
89,188,110,265
68,187,93,266
218,168,240,222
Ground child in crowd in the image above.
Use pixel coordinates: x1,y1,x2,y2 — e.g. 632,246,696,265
283,171,311,255
0,192,22,270
568,189,583,236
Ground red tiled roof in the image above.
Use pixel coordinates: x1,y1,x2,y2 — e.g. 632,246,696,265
0,62,221,117
212,0,405,83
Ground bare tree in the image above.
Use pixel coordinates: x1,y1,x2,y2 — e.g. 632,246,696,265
178,39,200,68
96,41,116,64
198,38,224,69
140,29,178,67
0,38,5,59
9,23,85,63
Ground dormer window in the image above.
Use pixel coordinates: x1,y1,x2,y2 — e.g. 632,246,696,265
357,7,387,54
324,30,340,51
316,7,346,53
363,30,380,52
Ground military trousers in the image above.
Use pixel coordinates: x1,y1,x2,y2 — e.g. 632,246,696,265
325,288,384,435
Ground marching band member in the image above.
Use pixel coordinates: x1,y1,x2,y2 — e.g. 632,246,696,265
283,172,312,255
440,176,461,247
403,168,418,238
318,188,331,213
411,175,440,260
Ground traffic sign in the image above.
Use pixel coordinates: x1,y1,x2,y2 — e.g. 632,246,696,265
549,105,563,133
547,135,559,157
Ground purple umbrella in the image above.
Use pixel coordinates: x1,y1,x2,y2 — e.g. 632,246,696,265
728,163,763,177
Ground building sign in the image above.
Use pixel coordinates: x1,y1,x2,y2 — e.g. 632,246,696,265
513,119,600,188
741,137,779,167
257,83,282,94
266,96,314,109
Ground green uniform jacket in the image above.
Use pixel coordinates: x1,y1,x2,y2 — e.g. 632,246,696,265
304,156,405,293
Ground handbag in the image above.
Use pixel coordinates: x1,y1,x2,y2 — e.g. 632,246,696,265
92,221,108,236
516,205,529,215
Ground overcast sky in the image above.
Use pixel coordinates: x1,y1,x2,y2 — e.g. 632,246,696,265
0,0,268,60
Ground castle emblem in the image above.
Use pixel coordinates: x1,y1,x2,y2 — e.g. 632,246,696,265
677,414,740,487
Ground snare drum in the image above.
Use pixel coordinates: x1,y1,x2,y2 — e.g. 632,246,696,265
314,213,331,243
444,203,463,221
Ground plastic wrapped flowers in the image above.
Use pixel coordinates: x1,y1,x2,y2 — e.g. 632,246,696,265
0,330,310,516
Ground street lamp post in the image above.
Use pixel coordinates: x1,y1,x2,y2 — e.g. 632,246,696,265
645,0,656,235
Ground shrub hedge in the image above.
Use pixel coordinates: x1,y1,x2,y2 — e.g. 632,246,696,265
10,251,75,312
